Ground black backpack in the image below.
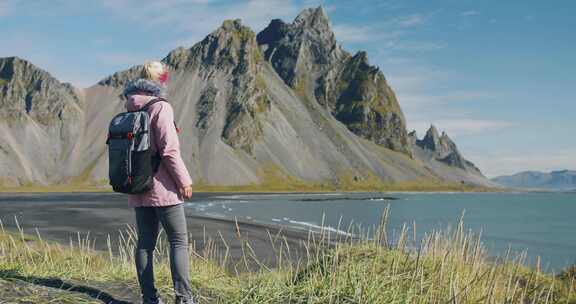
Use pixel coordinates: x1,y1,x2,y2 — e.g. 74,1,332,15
106,98,164,194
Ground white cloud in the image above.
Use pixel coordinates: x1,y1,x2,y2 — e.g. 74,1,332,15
382,40,444,51
397,91,495,110
409,119,514,137
460,10,480,17
99,0,301,48
333,25,372,43
397,13,427,27
468,150,576,178
333,24,401,43
333,11,441,50
382,60,508,139
386,65,487,111
397,89,507,139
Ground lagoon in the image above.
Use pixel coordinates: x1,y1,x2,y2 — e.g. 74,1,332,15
188,192,576,272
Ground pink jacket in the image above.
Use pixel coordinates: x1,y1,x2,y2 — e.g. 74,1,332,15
125,94,193,208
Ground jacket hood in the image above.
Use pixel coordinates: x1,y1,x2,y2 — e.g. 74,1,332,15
123,78,167,112
125,94,161,112
123,78,167,99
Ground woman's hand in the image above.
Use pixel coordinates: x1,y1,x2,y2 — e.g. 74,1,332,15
180,185,193,200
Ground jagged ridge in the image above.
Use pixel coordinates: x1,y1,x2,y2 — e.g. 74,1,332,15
257,7,411,156
0,57,83,186
0,57,81,124
0,7,491,189
412,125,481,174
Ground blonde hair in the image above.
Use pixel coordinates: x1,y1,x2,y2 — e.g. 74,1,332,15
141,61,166,81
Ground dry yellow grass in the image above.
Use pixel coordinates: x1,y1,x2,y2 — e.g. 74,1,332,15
0,208,573,303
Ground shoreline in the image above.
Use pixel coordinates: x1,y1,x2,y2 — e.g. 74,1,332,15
0,192,315,268
2,191,571,270
0,182,508,193
1,192,574,303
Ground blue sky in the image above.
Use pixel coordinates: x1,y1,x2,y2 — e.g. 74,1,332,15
1,0,574,177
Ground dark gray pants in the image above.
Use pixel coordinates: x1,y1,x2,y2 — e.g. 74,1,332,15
134,204,192,300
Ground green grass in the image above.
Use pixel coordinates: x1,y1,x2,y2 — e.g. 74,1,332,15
0,209,574,303
0,165,504,193
0,179,502,193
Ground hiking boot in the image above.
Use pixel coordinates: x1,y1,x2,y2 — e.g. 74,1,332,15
142,296,165,304
175,296,196,304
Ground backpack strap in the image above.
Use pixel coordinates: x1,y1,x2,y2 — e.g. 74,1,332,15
140,97,180,133
139,97,166,113
135,97,177,171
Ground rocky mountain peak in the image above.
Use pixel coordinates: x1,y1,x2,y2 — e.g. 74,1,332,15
414,125,475,170
257,6,345,88
187,19,269,153
210,19,258,48
417,125,440,151
0,56,84,185
187,19,262,75
352,50,369,61
1,56,26,67
0,10,491,188
101,19,263,87
257,7,412,156
256,19,287,44
293,6,331,33
0,56,80,124
423,125,459,156
1,56,46,84
141,19,262,76
330,50,411,155
0,56,19,81
427,124,440,137
440,131,458,150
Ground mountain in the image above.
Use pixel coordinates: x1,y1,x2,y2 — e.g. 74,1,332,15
414,125,481,172
0,7,493,190
0,57,83,186
257,8,411,155
491,170,576,191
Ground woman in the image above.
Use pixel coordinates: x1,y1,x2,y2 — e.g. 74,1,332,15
123,61,195,304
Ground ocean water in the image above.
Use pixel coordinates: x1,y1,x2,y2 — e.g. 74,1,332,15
187,192,576,272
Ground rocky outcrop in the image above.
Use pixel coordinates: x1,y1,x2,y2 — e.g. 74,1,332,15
0,57,82,124
0,7,492,188
412,125,482,176
100,20,271,154
330,52,409,154
258,7,411,156
0,57,83,185
208,20,270,153
257,7,346,88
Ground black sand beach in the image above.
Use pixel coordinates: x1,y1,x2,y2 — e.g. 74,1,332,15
0,192,312,271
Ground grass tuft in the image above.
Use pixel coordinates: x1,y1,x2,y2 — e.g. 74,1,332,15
0,210,573,303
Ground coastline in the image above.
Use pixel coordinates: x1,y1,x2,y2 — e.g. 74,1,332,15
1,192,574,303
0,192,314,268
0,182,508,193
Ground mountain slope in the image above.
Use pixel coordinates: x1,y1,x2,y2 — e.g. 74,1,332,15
491,170,576,190
0,57,83,186
0,7,493,190
257,7,411,156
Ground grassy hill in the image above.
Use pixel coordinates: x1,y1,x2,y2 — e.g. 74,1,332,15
0,212,573,303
